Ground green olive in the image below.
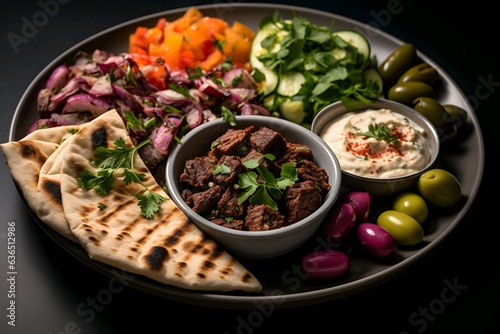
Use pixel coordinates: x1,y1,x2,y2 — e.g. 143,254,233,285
392,192,428,224
397,63,439,86
443,104,468,129
417,169,462,207
412,96,449,134
378,43,418,84
388,81,435,106
377,210,424,246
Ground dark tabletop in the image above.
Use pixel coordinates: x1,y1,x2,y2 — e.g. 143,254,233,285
1,1,498,333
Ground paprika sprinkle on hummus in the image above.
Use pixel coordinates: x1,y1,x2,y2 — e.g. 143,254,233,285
319,108,429,178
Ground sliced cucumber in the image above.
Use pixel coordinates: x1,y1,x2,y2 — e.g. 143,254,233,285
333,30,371,62
276,71,306,97
254,67,279,97
363,67,384,97
279,99,306,125
262,94,277,110
249,22,281,96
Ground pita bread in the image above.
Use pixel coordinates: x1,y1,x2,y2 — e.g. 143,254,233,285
36,134,79,242
0,125,82,242
59,110,262,292
22,125,81,144
0,140,59,212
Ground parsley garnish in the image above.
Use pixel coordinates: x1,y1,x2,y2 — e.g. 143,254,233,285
168,82,193,99
77,138,166,219
356,123,399,144
221,106,236,126
213,164,231,175
237,156,298,211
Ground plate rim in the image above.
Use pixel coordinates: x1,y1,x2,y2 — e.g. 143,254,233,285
7,2,485,309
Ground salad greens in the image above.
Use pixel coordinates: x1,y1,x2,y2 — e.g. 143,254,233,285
251,12,382,125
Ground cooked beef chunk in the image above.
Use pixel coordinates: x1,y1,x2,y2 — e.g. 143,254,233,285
245,204,284,231
283,180,322,225
241,147,280,176
180,155,218,189
296,160,331,194
188,185,222,215
211,218,245,230
217,186,244,218
240,148,264,165
250,126,287,156
213,155,244,188
180,188,195,203
211,126,253,156
179,125,332,231
276,143,314,164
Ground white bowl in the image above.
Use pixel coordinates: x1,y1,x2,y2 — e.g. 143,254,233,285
311,99,440,197
165,115,342,260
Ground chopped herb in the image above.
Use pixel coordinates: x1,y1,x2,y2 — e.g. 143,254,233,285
221,106,236,126
124,110,157,130
124,111,146,130
237,160,298,211
168,82,193,99
213,39,226,52
186,67,204,79
242,153,275,169
213,164,232,175
77,138,166,219
232,73,243,87
212,76,226,87
125,62,138,86
356,123,399,144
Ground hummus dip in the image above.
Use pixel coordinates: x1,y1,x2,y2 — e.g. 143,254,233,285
320,108,429,178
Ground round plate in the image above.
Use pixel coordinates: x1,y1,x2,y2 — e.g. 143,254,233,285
8,3,484,309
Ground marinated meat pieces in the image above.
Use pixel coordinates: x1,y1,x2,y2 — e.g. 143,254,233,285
188,185,222,215
213,155,244,187
211,126,253,156
217,187,244,218
245,204,284,231
250,126,287,156
179,125,332,231
276,143,314,164
283,180,322,226
211,218,245,230
180,155,218,188
240,148,264,165
296,160,332,194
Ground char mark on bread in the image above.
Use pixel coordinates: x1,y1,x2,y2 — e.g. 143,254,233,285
20,142,45,163
145,246,169,270
92,126,109,149
40,179,62,205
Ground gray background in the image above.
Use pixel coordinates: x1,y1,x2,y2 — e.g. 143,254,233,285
1,0,498,333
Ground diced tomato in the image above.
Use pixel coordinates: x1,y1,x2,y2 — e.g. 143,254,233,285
200,49,223,72
179,49,196,69
128,7,255,72
145,64,168,90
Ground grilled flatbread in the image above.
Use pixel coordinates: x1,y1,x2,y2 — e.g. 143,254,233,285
0,125,82,242
59,110,262,292
0,140,59,212
36,134,79,242
22,125,80,144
